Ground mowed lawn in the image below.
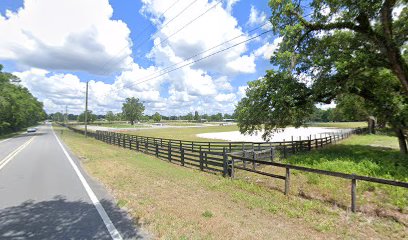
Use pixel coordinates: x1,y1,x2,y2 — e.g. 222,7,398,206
57,126,407,239
237,134,408,226
309,122,368,128
118,122,366,142
121,124,239,142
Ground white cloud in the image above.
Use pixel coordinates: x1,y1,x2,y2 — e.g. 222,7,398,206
0,0,132,74
254,37,282,60
215,93,236,102
248,5,266,26
143,0,255,75
7,0,269,116
226,0,240,13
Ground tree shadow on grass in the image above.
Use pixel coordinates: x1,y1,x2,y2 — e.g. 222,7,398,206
0,196,146,240
287,144,408,180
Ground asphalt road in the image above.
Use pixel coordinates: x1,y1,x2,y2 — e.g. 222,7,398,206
0,125,146,240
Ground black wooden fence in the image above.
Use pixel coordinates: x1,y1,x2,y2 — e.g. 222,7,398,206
59,124,408,212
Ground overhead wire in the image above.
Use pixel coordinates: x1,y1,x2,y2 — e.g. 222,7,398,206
136,22,272,83
130,29,272,87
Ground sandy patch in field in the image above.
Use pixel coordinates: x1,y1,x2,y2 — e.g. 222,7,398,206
197,127,353,142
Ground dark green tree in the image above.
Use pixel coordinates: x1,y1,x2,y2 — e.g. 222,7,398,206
194,111,200,122
0,65,46,134
122,97,145,125
152,112,161,122
77,110,96,123
236,1,408,153
105,111,115,123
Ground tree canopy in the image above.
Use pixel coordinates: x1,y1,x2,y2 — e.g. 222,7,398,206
152,112,161,122
0,65,46,135
77,110,96,123
122,97,145,125
236,1,408,153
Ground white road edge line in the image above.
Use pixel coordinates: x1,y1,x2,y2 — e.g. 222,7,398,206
0,137,35,171
52,128,123,240
0,138,12,144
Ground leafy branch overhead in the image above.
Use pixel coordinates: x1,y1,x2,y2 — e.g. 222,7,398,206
236,1,408,153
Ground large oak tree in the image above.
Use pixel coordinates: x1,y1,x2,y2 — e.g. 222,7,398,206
235,1,408,153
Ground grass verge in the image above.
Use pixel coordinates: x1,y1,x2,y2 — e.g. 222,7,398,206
56,126,407,239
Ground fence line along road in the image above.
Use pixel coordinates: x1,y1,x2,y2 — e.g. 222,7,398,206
60,124,408,212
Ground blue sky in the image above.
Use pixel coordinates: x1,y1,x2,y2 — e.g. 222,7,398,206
0,0,280,115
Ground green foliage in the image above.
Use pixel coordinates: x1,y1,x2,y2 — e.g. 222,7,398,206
105,111,115,123
235,71,315,139
77,110,96,123
122,97,145,125
0,65,46,135
194,111,200,121
152,112,161,122
185,112,193,121
236,1,408,149
51,112,64,122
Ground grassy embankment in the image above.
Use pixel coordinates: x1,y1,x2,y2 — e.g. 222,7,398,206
56,125,407,239
238,134,407,224
309,122,368,128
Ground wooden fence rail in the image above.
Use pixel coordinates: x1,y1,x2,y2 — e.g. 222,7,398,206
57,124,408,212
228,155,408,212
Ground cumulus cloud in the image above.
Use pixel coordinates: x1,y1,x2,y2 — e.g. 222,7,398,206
248,5,266,26
143,0,256,75
226,0,240,13
254,37,282,60
6,0,268,116
0,0,132,74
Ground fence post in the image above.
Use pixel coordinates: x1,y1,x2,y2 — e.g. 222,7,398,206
145,141,148,153
252,150,256,170
199,146,203,171
168,141,172,162
270,147,274,162
129,137,132,150
122,137,125,148
136,137,139,151
181,147,185,166
285,167,290,195
351,175,357,212
222,147,228,177
155,143,159,157
308,140,312,151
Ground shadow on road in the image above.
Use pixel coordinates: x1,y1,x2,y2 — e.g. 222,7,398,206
0,196,145,239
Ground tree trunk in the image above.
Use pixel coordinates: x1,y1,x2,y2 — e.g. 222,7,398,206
395,127,408,154
130,120,134,125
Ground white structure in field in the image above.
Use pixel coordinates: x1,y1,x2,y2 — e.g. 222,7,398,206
196,127,353,142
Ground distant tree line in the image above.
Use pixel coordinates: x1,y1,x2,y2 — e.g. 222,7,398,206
0,65,46,135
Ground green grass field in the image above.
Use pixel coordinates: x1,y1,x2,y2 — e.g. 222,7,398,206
123,124,239,141
56,125,408,239
237,134,407,223
309,122,368,128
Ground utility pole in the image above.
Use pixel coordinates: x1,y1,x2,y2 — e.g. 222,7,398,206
84,81,89,138
65,105,68,124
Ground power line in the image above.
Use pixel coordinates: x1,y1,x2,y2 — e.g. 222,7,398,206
157,0,223,46
132,0,200,52
131,29,272,87
137,22,271,83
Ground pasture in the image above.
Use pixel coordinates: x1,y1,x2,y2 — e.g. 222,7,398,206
57,124,407,239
